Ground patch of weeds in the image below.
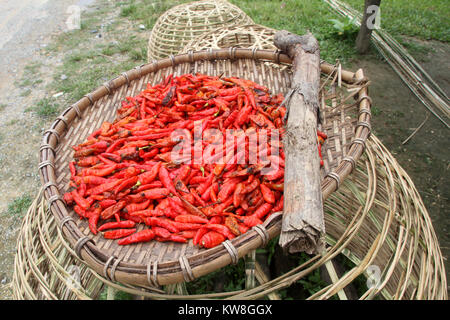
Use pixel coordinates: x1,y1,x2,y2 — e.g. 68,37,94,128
118,0,186,29
261,235,329,299
0,103,7,112
98,287,134,300
328,16,359,39
129,47,147,61
120,3,138,17
6,119,19,126
334,254,379,299
186,259,246,294
6,194,32,217
371,105,382,116
17,62,43,88
30,97,60,118
20,88,32,97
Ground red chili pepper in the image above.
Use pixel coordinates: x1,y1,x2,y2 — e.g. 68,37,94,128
243,178,260,194
124,200,150,213
158,165,178,195
170,221,203,231
264,182,284,192
197,173,214,195
317,130,328,140
86,179,121,196
199,231,226,248
144,217,179,233
259,183,275,204
138,162,160,185
88,206,101,235
174,214,208,224
69,161,77,178
103,228,136,239
142,188,170,200
272,195,284,212
77,156,100,167
224,216,241,236
134,181,164,193
204,223,235,240
253,203,273,219
71,189,91,210
98,220,136,231
157,234,187,243
193,226,208,245
117,229,155,245
190,187,207,207
242,215,264,227
177,230,196,239
63,192,74,205
218,178,241,202
100,200,126,220
153,226,171,239
81,165,117,177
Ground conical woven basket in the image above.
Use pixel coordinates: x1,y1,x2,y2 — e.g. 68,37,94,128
181,23,277,52
147,0,254,61
36,48,372,289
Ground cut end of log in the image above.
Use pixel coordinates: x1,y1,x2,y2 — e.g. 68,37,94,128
279,228,325,255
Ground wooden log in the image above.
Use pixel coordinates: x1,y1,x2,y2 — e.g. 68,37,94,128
274,30,324,255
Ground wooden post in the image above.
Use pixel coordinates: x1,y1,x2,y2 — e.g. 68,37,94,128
356,0,381,53
274,30,324,255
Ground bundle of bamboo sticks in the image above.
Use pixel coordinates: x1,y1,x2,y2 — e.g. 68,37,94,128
323,0,450,129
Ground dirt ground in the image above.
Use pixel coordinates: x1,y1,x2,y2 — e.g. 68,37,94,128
0,0,95,300
348,39,449,286
0,1,448,299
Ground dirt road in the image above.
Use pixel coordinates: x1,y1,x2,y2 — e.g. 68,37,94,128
0,0,96,300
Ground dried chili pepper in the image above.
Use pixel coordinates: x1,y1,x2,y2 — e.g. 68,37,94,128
103,228,136,239
199,231,226,248
117,229,155,245
98,220,136,231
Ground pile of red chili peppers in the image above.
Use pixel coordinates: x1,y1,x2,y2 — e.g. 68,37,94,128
63,73,327,248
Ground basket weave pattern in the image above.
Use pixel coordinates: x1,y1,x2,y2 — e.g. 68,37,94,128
181,24,277,52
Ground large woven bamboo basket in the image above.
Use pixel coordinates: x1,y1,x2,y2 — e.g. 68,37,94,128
16,136,447,299
147,0,254,61
37,48,371,289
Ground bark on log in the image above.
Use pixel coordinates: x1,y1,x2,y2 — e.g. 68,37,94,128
274,30,324,255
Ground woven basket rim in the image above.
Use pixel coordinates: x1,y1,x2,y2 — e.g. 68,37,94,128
38,48,372,287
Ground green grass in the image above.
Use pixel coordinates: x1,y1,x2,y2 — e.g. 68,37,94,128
344,0,450,42
98,288,134,300
46,0,171,104
16,62,44,88
6,194,32,217
25,97,60,119
20,88,32,97
229,0,362,64
118,0,187,29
